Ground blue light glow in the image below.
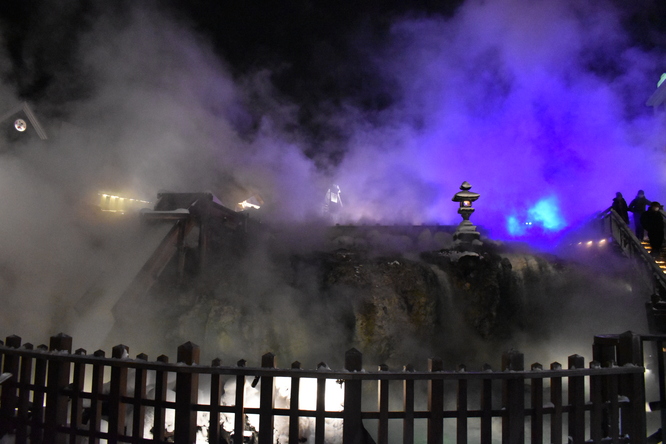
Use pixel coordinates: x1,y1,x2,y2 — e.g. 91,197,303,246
527,196,566,231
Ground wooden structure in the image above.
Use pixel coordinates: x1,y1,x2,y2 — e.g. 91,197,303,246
112,192,250,321
0,331,659,444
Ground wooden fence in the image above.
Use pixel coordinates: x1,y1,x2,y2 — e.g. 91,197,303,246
0,331,654,444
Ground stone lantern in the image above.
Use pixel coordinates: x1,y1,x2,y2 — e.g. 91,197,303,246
452,181,480,243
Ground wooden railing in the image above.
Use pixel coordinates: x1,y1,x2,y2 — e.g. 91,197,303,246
0,332,651,444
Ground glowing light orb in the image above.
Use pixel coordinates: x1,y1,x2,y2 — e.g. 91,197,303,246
14,119,27,132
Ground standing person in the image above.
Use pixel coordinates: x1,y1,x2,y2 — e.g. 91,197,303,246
640,201,665,256
612,192,629,224
629,190,651,239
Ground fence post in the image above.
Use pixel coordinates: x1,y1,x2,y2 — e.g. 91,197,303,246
108,344,129,442
209,358,223,444
550,362,563,444
501,349,524,444
44,333,72,444
288,361,302,444
132,353,148,440
16,343,34,444
589,360,603,443
153,354,169,442
258,352,276,444
0,335,21,437
530,363,543,443
457,364,468,444
568,354,585,444
343,348,363,444
617,331,646,444
175,341,200,444
428,357,444,444
378,364,389,444
234,359,247,444
403,364,415,444
480,364,492,444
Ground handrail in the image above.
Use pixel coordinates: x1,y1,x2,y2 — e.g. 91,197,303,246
597,207,666,294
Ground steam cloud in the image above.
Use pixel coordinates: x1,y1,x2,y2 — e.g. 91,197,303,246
0,0,657,365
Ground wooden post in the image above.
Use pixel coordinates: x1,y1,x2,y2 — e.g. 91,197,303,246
617,331,646,444
289,361,302,444
549,362,563,444
68,348,86,444
501,350,524,444
175,342,200,444
377,364,389,444
457,364,468,444
428,357,444,444
153,355,169,442
234,359,246,444
44,333,72,444
30,344,49,442
132,353,148,440
530,363,543,444
209,358,223,444
0,335,21,437
16,343,34,444
315,362,327,444
108,344,129,442
480,364,492,444
343,348,363,444
403,364,415,444
567,354,585,444
258,353,276,444
31,344,49,443
589,360,603,444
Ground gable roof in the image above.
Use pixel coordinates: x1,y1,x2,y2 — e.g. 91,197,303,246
0,102,48,140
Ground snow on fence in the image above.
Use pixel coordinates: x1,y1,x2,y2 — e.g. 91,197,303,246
0,332,652,444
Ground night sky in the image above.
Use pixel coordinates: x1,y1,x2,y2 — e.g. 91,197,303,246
1,0,666,242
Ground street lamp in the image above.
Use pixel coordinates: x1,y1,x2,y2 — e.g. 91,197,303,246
452,181,481,244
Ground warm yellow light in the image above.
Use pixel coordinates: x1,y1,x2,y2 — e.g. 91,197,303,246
586,241,593,247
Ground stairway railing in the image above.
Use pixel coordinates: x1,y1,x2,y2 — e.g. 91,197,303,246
597,207,666,295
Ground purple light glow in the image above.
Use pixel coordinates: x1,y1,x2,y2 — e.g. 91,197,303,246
326,0,666,245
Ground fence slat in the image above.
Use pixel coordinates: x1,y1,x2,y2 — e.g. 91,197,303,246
457,365,468,444
315,368,327,444
568,355,585,444
608,372,620,444
428,358,444,444
589,361,603,444
403,364,415,444
258,353,276,444
44,333,72,444
30,345,49,443
378,364,389,444
108,344,129,442
618,332,646,444
530,363,543,444
502,350,524,444
68,348,86,444
16,343,33,444
0,335,21,437
209,358,223,444
234,360,246,444
289,361,302,443
480,366,492,444
549,362,563,444
343,348,363,444
132,353,148,442
153,354,169,442
175,342,200,444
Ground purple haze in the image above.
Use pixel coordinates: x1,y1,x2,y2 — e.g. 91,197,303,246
326,0,666,243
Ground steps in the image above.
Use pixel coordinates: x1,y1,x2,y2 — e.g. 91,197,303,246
641,240,666,272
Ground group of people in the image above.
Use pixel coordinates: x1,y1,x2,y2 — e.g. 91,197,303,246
612,190,664,256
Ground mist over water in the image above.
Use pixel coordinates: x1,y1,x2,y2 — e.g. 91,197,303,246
0,0,659,365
